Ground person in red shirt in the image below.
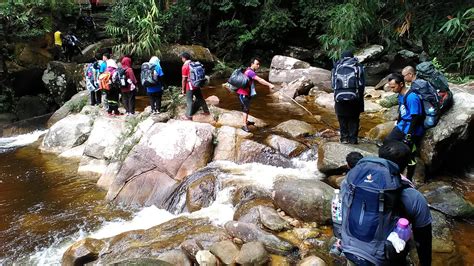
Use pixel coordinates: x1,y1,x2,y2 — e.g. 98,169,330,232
120,56,138,115
180,52,210,120
237,57,275,132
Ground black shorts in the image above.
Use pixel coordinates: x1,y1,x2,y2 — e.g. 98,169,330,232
238,94,251,113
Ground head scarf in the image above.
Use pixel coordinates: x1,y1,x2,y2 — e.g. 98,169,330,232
149,56,161,67
106,59,118,69
121,57,132,68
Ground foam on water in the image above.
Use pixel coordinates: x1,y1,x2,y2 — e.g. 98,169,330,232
0,130,47,150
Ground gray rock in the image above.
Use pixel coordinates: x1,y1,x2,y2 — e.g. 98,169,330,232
16,95,49,120
430,210,455,253
259,206,290,232
366,121,395,141
271,77,314,101
42,61,85,106
297,255,327,266
217,110,267,129
47,90,89,127
273,119,316,138
355,45,384,63
314,92,335,110
265,134,307,157
273,179,334,224
270,55,311,70
237,139,293,168
186,174,217,212
224,221,297,255
40,114,93,154
157,250,192,266
235,241,269,265
419,181,474,218
284,46,314,62
269,67,331,92
61,238,105,266
213,126,252,161
317,142,378,175
209,240,239,265
195,250,218,266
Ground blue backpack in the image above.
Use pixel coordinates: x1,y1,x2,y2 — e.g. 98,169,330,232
332,57,363,102
405,79,440,129
340,157,404,265
189,61,206,88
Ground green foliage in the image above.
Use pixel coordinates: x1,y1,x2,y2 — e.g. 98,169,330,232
66,96,88,113
106,0,162,57
166,86,185,117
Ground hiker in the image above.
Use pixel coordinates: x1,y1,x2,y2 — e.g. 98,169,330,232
85,53,102,106
120,56,137,115
99,53,110,109
385,71,425,180
338,140,432,266
236,57,275,132
143,56,165,114
332,50,365,144
63,33,82,62
180,52,210,120
104,59,121,116
53,30,63,60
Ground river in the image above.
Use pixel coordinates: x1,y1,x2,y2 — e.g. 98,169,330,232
0,81,473,265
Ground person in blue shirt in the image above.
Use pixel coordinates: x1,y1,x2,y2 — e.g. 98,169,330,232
147,56,165,114
384,73,424,180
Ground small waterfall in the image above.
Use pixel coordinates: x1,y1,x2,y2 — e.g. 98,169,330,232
0,130,47,153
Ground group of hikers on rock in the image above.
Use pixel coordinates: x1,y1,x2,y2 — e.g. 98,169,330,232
329,49,454,265
82,47,449,265
54,30,83,62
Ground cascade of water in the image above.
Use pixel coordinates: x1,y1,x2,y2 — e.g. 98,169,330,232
0,130,47,152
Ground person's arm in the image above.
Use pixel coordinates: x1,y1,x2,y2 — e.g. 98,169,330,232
405,94,424,144
254,76,275,90
412,224,432,266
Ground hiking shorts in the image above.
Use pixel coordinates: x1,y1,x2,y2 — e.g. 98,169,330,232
238,94,251,113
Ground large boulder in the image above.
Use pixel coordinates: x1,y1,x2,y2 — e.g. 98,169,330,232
186,174,217,212
271,77,314,101
15,42,52,69
419,181,474,218
237,139,293,168
273,119,316,138
209,240,239,265
420,89,474,172
224,221,297,255
314,92,335,110
298,256,327,266
40,114,93,153
235,241,269,265
270,55,311,70
273,179,334,224
157,250,192,266
355,45,384,63
317,142,378,175
366,121,395,141
42,61,86,106
15,95,50,120
213,126,252,161
47,90,89,127
62,238,105,266
265,134,307,157
106,120,214,206
217,109,267,129
430,210,455,253
269,67,331,91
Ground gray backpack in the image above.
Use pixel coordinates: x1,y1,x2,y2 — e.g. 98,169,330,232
332,57,363,102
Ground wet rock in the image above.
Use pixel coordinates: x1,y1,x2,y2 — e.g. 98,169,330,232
62,238,105,266
419,181,474,218
297,255,327,266
83,217,228,264
232,185,273,207
205,95,220,106
265,134,307,157
237,139,293,168
16,95,50,120
273,120,316,138
213,126,252,161
217,109,267,129
271,77,314,101
355,45,384,63
186,174,217,212
327,175,345,189
431,210,455,253
269,67,331,91
157,250,192,266
273,179,334,224
364,62,391,86
58,143,85,159
270,55,311,70
110,258,172,265
210,240,239,265
47,90,89,127
196,250,218,266
420,90,474,173
181,239,203,262
259,206,290,232
364,101,383,113
97,161,122,190
235,241,269,265
224,221,297,255
366,121,395,141
364,88,383,99
106,120,214,206
317,142,378,175
40,114,93,154
42,61,85,106
314,92,334,110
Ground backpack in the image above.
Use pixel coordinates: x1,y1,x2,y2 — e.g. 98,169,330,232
113,67,127,89
189,61,206,88
141,62,160,87
405,79,440,129
416,62,453,114
340,157,405,265
98,71,112,91
228,67,250,89
332,57,363,102
85,62,99,91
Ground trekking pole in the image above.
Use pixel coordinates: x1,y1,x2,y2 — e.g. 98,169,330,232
274,87,315,116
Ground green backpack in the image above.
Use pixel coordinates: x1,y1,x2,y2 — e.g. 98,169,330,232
416,61,453,114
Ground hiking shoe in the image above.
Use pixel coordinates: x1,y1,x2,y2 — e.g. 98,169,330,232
340,140,349,144
246,121,255,126
241,126,250,132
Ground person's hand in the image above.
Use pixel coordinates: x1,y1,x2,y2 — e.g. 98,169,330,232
181,88,185,95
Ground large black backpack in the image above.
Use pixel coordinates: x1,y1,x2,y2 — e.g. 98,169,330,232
416,61,453,114
405,79,440,129
141,62,160,87
340,157,405,265
332,57,363,102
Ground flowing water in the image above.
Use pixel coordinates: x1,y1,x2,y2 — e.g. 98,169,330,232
0,81,472,265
